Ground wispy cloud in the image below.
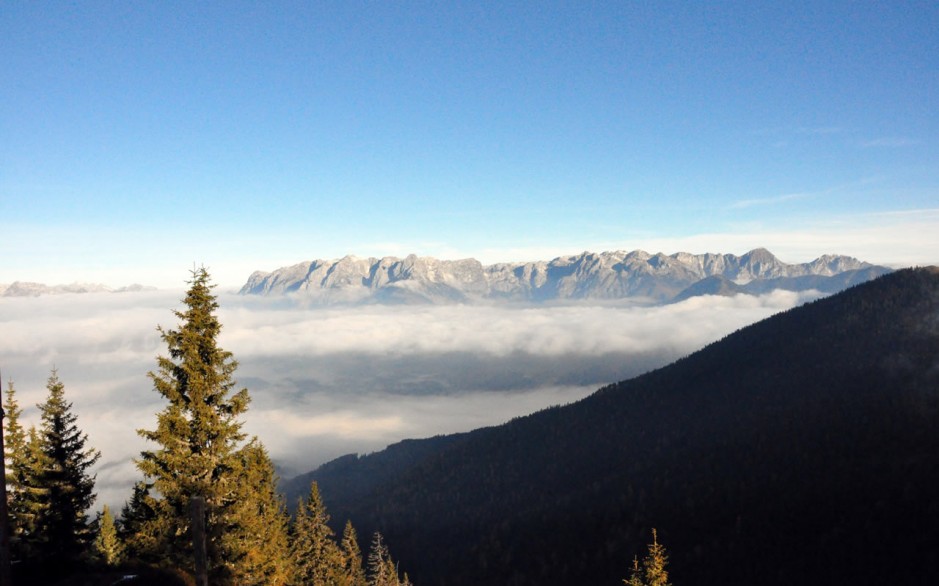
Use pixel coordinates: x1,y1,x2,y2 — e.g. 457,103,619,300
858,137,920,148
728,176,882,211
794,126,845,136
729,191,813,209
752,125,846,137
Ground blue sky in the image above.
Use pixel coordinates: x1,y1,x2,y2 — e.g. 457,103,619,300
2,1,938,288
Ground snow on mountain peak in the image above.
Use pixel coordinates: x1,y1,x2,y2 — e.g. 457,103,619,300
239,249,891,305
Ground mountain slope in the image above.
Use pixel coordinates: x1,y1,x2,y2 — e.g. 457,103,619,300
670,266,893,303
670,274,747,303
242,249,886,304
286,267,939,586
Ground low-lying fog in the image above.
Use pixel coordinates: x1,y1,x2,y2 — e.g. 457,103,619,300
0,288,820,512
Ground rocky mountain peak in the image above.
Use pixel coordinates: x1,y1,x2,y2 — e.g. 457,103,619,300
239,249,892,305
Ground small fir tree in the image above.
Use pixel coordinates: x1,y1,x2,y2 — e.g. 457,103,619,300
290,481,342,585
642,528,671,586
338,520,368,586
624,555,644,586
33,369,101,562
221,440,292,585
118,481,159,562
3,380,32,555
367,531,411,586
367,532,393,586
2,380,26,481
625,528,672,586
93,504,123,565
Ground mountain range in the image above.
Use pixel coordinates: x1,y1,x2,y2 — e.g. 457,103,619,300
240,248,890,304
0,282,154,297
283,267,939,586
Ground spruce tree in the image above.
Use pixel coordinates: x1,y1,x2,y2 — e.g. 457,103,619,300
339,520,368,586
2,380,30,556
642,528,671,586
624,555,643,586
17,426,47,557
222,440,292,585
135,267,284,582
118,480,159,562
367,532,392,586
2,381,26,479
93,504,123,565
368,531,410,586
33,368,101,563
290,481,342,585
624,528,672,586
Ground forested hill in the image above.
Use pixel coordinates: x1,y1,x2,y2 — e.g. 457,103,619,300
286,267,939,586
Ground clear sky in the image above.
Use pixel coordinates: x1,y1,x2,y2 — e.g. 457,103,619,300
3,1,938,288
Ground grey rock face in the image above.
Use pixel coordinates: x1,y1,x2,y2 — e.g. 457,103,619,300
240,249,888,305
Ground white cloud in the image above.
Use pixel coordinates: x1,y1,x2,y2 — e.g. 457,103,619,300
0,286,824,512
795,126,845,135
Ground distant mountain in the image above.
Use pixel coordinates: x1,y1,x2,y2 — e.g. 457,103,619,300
669,274,747,303
670,265,893,304
284,267,939,586
0,282,155,297
240,249,890,304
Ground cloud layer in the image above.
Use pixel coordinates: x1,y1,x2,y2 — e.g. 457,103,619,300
0,288,816,511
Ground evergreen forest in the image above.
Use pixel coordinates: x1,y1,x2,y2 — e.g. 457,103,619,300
2,269,416,585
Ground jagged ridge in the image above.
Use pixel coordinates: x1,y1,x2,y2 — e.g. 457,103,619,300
240,248,887,303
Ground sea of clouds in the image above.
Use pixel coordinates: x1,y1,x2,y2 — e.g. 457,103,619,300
0,287,820,512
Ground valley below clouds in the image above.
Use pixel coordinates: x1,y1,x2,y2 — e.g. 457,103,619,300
1,287,820,511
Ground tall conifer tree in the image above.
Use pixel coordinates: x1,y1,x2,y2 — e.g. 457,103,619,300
17,426,46,557
33,369,101,562
135,267,284,582
2,381,30,555
2,381,26,481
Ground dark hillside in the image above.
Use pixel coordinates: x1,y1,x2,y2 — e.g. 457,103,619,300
283,433,469,512
294,267,939,586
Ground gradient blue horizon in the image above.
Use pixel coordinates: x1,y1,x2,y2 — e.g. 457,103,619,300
2,1,937,287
